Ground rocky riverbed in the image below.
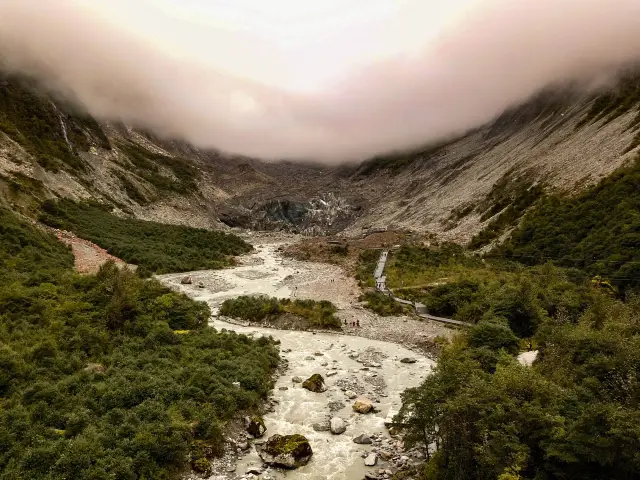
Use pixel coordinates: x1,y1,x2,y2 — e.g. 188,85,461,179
158,239,444,480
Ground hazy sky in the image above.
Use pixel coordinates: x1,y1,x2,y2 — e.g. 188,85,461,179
1,0,640,162
86,0,469,92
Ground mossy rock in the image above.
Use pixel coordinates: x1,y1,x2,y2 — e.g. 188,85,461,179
302,374,326,393
259,434,313,469
191,457,212,476
246,415,267,438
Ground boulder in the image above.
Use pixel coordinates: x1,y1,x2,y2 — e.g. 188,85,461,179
259,434,313,469
181,276,193,285
291,376,303,383
302,374,326,393
314,351,324,356
353,398,374,414
197,281,205,289
364,453,377,467
312,420,331,432
330,417,347,435
245,416,267,438
353,434,373,445
345,390,358,399
326,371,338,377
400,357,417,364
378,450,393,461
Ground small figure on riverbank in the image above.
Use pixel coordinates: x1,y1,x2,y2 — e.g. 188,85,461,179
356,320,360,328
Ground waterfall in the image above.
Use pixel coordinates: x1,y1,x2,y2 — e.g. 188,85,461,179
50,102,73,152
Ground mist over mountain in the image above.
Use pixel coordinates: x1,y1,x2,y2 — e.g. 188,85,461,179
2,0,640,162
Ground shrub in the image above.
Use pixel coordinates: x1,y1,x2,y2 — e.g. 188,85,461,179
220,295,341,329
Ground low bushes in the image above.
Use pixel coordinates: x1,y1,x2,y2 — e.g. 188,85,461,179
220,295,341,330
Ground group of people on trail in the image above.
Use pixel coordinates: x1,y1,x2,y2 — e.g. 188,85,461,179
344,318,360,328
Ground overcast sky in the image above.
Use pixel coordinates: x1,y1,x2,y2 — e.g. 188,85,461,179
1,0,640,162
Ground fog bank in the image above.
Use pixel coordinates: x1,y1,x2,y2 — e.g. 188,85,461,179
1,0,640,162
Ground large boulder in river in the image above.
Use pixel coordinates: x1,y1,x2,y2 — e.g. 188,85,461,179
330,417,346,435
302,374,326,393
312,420,331,432
352,398,374,414
259,434,313,469
400,357,417,364
180,276,193,285
245,416,266,438
353,434,373,445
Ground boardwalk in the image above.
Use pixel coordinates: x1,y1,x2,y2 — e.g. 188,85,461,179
373,250,469,328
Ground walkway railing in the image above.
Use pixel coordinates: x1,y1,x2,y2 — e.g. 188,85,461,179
373,250,470,328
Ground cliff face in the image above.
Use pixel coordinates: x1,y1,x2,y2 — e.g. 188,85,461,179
2,72,639,240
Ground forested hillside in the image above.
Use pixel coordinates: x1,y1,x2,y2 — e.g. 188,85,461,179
39,199,252,276
390,156,640,480
396,294,640,480
497,156,640,291
0,208,279,479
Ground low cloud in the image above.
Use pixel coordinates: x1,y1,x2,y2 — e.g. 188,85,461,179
1,0,640,162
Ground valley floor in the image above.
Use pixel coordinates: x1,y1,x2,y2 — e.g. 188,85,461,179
159,231,453,353
156,233,450,480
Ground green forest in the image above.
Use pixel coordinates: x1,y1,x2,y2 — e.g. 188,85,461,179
0,208,279,479
374,243,597,338
39,199,252,276
395,294,640,480
388,156,640,480
497,157,640,291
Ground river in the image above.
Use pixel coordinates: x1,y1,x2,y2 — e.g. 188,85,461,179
158,243,435,480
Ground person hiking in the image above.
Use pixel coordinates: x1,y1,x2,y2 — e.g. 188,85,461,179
356,319,360,328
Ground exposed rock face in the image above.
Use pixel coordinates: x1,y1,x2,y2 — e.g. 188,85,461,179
302,374,326,393
400,357,417,364
259,434,313,469
330,417,346,435
245,416,267,438
181,275,192,285
353,398,374,414
353,434,373,445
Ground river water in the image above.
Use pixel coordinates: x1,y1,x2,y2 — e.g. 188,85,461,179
158,243,434,480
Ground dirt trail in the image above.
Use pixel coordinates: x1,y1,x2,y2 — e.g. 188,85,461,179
50,228,130,274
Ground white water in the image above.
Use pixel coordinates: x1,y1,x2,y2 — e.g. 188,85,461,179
158,244,434,480
50,101,73,152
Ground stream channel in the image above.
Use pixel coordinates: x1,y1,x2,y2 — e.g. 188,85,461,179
158,243,435,480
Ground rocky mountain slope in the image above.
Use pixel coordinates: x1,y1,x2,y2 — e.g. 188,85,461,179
346,80,640,242
0,73,361,233
1,72,639,241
